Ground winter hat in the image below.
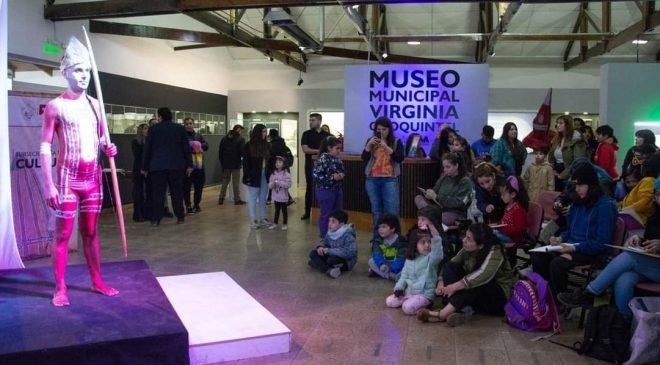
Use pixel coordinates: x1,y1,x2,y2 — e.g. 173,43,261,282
60,36,90,73
571,163,599,186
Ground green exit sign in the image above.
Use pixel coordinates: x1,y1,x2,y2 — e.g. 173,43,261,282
42,41,62,56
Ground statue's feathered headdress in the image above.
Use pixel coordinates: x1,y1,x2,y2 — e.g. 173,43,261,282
60,36,90,72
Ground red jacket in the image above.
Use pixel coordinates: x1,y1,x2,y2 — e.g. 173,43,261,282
497,202,528,243
595,139,619,179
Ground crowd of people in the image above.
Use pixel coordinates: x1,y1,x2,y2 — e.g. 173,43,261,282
132,111,660,327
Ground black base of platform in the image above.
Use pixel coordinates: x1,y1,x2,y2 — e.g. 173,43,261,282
0,260,189,365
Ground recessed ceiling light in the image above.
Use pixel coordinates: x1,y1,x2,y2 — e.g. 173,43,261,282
564,111,570,115
251,110,256,113
632,39,648,45
283,110,288,113
407,41,421,45
268,111,272,114
583,112,588,115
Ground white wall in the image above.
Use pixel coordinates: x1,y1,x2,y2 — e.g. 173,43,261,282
600,63,660,166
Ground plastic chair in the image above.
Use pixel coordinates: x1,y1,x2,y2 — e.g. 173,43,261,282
534,190,561,222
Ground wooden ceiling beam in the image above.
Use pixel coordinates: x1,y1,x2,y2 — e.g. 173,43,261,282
325,33,613,43
320,46,468,64
579,3,588,58
564,9,660,70
89,20,240,45
47,0,510,21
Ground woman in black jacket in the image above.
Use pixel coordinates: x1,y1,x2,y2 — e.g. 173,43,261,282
242,124,272,229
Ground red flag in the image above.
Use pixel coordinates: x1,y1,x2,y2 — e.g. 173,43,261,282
523,88,555,150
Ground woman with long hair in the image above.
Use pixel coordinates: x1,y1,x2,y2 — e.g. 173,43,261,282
362,117,405,240
416,152,474,226
490,122,528,176
472,161,506,223
579,126,599,162
418,223,515,326
548,115,587,191
242,124,272,229
530,163,618,297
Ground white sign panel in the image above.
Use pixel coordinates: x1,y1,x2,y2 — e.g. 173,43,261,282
343,64,489,154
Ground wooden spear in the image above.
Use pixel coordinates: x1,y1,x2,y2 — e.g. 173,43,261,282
82,26,128,257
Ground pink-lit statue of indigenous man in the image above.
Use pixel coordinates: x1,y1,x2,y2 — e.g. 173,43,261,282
39,37,119,306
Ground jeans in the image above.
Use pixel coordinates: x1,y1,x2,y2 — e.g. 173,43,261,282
587,252,660,317
316,187,343,238
183,168,205,208
247,170,268,222
219,168,241,202
365,177,400,239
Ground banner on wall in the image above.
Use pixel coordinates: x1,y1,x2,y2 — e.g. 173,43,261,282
8,93,77,259
343,64,489,154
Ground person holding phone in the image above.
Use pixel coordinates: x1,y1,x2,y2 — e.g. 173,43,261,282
362,117,405,241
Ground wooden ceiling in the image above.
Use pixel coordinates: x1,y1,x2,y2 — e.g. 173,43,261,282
42,1,660,72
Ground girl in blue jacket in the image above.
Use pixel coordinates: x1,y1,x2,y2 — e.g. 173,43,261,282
531,163,617,296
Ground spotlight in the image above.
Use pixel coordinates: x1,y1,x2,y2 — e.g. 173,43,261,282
564,111,570,115
297,78,304,86
382,52,388,59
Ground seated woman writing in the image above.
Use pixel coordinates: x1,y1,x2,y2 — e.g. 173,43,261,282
415,152,474,226
417,223,515,326
618,152,660,233
530,163,618,298
558,176,660,318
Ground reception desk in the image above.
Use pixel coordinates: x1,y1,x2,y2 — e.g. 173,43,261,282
312,155,441,233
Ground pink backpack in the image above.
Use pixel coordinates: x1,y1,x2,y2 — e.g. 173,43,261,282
505,272,561,333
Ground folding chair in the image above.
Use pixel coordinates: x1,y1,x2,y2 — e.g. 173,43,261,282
569,217,626,328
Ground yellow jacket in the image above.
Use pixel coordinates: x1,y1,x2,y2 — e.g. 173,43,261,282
523,162,555,202
621,177,655,224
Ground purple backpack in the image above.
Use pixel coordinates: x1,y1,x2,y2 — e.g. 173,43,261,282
505,272,561,333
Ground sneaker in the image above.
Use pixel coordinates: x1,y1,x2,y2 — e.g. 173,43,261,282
193,206,202,213
300,214,310,220
447,312,466,327
557,289,595,309
235,200,246,205
250,221,260,229
261,219,274,228
218,199,224,205
327,267,341,279
186,207,194,215
281,225,288,231
267,223,277,230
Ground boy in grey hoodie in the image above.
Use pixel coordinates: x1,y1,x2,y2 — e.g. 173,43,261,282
308,210,357,279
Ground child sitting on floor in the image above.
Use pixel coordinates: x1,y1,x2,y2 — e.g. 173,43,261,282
368,213,407,281
386,219,444,315
308,209,357,279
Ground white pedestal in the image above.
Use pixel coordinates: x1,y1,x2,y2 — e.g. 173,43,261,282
157,272,291,364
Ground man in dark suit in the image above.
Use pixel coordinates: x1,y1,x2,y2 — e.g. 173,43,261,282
142,107,193,226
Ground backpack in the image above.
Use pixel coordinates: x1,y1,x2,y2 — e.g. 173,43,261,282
577,305,631,364
504,272,561,333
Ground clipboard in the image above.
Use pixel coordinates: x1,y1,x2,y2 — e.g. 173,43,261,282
605,244,660,259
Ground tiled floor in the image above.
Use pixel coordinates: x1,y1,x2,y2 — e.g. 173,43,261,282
24,187,609,365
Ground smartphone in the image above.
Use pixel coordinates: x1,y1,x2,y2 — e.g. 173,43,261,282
374,131,381,139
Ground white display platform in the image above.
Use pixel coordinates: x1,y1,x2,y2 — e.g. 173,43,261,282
157,272,291,364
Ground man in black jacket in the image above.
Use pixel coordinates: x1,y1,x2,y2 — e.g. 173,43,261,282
142,107,193,225
218,124,245,205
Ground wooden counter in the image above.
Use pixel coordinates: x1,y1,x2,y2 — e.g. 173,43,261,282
312,155,441,232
